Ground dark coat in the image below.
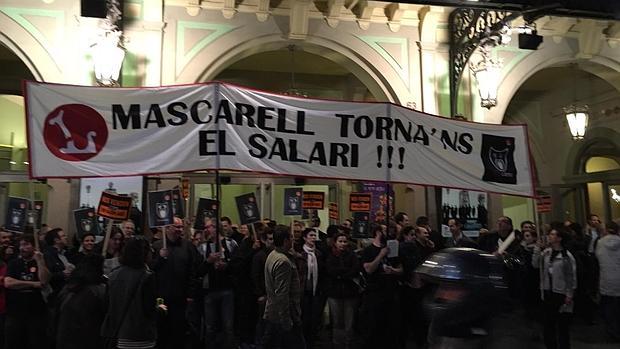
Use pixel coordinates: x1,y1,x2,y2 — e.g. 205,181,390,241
152,238,198,304
101,266,157,342
252,246,273,297
55,283,106,349
324,249,360,299
44,246,68,297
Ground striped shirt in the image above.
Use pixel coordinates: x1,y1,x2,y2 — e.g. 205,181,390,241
117,339,156,349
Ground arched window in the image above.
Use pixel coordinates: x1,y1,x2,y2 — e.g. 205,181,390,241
585,156,620,173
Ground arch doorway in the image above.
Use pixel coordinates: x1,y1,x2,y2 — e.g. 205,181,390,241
503,62,620,224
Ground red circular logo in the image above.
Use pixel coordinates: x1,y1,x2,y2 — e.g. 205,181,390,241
43,104,108,161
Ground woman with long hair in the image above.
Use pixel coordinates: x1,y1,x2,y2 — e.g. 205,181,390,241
55,254,106,349
101,237,159,349
532,225,577,349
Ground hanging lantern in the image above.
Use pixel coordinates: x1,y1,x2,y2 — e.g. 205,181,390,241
564,104,589,140
470,56,503,109
93,30,125,87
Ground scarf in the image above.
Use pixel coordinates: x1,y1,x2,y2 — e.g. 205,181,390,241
303,244,318,295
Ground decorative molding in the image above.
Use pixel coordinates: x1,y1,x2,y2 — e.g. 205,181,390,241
576,19,607,59
289,0,311,40
357,35,409,87
0,7,65,70
175,21,235,77
386,3,404,33
256,0,270,22
326,0,345,28
222,0,236,19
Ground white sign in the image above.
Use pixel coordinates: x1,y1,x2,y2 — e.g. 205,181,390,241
25,81,535,197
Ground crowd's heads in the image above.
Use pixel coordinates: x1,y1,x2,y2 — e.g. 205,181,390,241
587,214,601,227
401,226,416,242
394,212,409,227
548,224,570,248
121,220,135,238
448,219,462,235
165,217,184,241
120,236,151,268
310,216,321,228
414,226,430,241
496,216,513,235
45,228,67,248
341,219,353,230
259,230,274,248
18,234,36,258
333,233,349,252
302,228,318,247
606,220,619,235
81,232,97,253
272,225,292,248
0,229,13,248
67,253,104,287
415,216,430,228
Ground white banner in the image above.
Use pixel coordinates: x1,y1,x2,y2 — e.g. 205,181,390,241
25,81,535,197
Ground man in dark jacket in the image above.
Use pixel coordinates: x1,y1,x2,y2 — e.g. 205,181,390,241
445,219,478,248
44,228,74,305
197,218,238,349
152,217,198,349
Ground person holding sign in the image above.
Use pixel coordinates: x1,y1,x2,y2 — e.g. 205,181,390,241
196,218,238,349
4,235,50,349
151,217,198,349
43,228,75,305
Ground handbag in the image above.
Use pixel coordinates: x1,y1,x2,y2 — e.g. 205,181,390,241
103,273,147,349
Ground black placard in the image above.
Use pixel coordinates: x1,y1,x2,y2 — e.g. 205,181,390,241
235,193,260,225
148,190,174,228
283,187,303,216
171,188,185,218
194,198,219,230
352,211,370,239
5,197,29,233
33,200,44,230
74,207,101,239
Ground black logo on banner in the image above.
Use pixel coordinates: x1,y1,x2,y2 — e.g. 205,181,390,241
236,193,260,225
5,197,29,233
148,190,174,228
73,207,101,240
194,198,219,230
284,188,303,216
481,134,517,185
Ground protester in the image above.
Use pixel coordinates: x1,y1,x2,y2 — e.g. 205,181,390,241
445,218,478,248
360,223,402,349
120,220,136,239
251,229,274,345
416,216,444,250
0,230,14,262
262,225,305,349
579,214,602,324
69,232,97,266
4,235,50,349
54,254,106,349
44,228,75,305
411,226,436,348
292,221,305,253
152,217,198,349
595,220,620,340
296,228,325,347
521,223,541,318
197,218,237,349
101,237,158,349
325,233,360,349
103,228,125,275
532,226,577,349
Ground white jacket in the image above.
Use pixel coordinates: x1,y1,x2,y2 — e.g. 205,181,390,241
595,234,620,297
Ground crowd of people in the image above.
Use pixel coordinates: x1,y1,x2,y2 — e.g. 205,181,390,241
0,211,618,349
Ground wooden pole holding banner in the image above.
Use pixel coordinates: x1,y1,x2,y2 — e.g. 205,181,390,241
215,170,221,252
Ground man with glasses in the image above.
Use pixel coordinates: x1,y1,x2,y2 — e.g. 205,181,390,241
152,217,198,349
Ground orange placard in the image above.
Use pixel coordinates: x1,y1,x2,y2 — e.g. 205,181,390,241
349,193,371,212
328,202,339,220
302,191,325,210
97,191,133,220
